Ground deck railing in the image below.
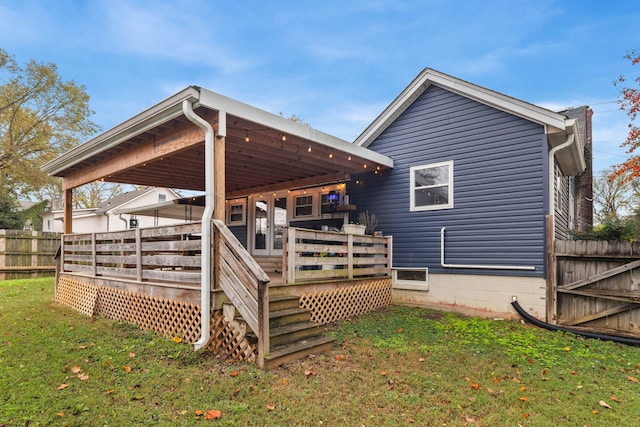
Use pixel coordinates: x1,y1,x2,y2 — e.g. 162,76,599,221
283,227,392,284
60,221,270,366
212,219,270,364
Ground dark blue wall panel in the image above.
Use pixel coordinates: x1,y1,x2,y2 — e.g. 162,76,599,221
350,85,547,277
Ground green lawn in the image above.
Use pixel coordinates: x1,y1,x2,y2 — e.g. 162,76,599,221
1,277,640,426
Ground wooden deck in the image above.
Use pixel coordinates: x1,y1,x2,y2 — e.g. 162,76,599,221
57,222,393,368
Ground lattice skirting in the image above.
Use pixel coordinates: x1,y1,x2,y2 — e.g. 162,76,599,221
56,275,98,316
55,274,255,362
299,278,392,324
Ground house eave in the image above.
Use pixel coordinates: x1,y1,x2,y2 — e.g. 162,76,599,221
548,118,586,176
42,86,202,176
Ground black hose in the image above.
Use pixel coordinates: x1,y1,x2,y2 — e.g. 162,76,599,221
511,298,640,347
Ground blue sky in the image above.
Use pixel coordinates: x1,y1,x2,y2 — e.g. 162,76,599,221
1,0,639,177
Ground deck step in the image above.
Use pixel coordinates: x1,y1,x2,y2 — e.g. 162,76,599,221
264,336,335,369
269,307,311,328
269,295,302,312
269,321,324,348
235,293,334,368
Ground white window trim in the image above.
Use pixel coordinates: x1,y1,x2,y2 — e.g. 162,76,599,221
410,160,454,211
292,193,316,219
226,198,247,225
392,267,429,291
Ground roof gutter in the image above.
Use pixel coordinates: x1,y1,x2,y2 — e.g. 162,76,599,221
548,132,576,218
182,99,215,351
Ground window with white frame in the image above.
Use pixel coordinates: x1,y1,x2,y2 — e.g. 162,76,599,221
410,161,454,211
294,194,314,218
226,199,246,225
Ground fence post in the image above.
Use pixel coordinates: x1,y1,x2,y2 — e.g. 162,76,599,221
545,215,556,323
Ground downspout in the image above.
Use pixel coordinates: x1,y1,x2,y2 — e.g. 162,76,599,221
548,133,575,226
118,214,128,228
440,227,535,271
182,100,214,351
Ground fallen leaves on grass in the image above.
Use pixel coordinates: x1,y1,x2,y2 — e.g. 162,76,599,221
78,373,89,381
123,365,131,372
627,376,638,383
229,370,239,377
335,355,344,361
519,396,529,402
599,400,612,409
304,370,317,377
205,409,222,419
611,395,622,402
71,365,81,374
267,402,276,411
57,383,68,390
173,336,183,343
470,383,481,390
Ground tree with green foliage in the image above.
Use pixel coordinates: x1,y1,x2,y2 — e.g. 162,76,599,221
0,49,99,199
0,192,23,229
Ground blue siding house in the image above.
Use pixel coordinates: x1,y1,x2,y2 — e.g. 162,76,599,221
46,68,589,324
350,69,587,320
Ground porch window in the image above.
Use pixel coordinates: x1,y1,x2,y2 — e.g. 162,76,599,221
294,195,314,217
320,191,339,214
226,199,246,225
410,161,454,211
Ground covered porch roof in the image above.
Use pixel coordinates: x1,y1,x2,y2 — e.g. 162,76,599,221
42,86,394,197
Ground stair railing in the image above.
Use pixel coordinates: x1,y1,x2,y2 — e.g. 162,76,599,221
211,219,271,367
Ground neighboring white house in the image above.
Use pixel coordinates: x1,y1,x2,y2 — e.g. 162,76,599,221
42,187,183,233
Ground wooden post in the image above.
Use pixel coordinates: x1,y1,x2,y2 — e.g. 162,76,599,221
214,134,225,221
257,277,270,367
135,227,142,282
286,228,297,284
63,188,73,234
546,214,556,323
91,233,97,277
347,234,354,279
213,221,220,290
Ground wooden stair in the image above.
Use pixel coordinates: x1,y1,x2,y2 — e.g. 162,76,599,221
243,295,334,369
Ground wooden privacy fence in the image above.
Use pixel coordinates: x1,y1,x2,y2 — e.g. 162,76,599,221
283,227,392,284
554,240,640,337
0,230,60,280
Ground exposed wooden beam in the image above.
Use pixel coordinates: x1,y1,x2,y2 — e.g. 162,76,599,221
226,173,350,198
62,123,205,190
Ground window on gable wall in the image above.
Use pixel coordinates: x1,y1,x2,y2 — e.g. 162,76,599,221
410,161,454,211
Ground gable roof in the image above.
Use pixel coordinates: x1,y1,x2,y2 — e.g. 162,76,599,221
354,68,585,176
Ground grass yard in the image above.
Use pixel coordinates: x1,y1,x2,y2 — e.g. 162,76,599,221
1,277,640,426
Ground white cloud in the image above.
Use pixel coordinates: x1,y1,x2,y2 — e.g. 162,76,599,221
92,0,257,74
